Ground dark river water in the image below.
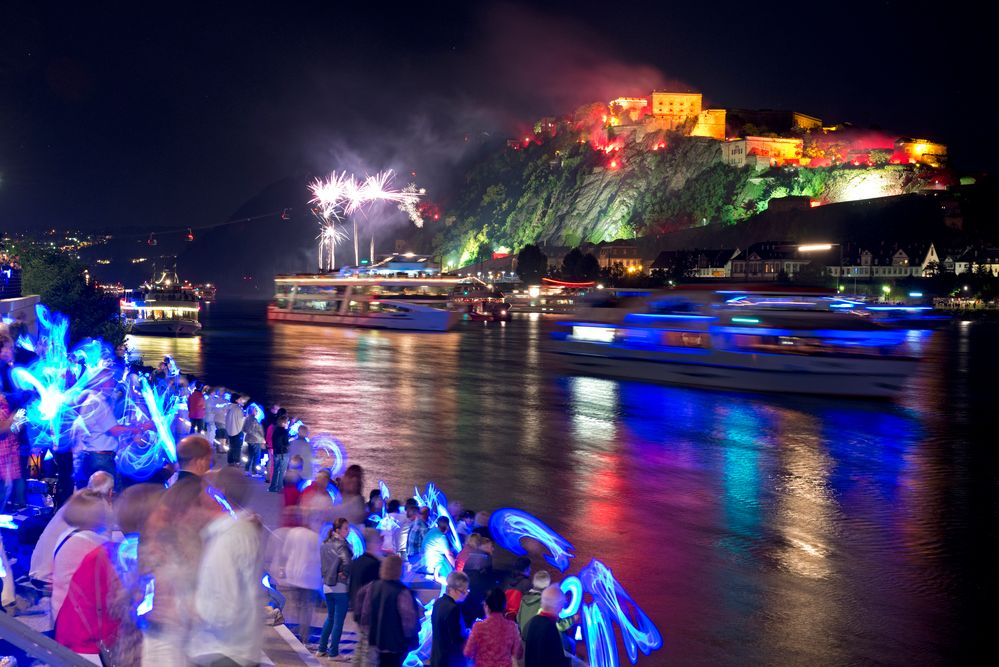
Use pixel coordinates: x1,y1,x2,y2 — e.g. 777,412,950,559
128,301,998,666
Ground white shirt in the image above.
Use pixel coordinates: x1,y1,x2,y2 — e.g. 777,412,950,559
51,530,106,621
73,392,119,453
223,403,246,436
188,513,264,666
29,506,71,584
279,526,322,590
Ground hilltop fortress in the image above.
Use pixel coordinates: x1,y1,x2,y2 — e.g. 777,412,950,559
514,90,947,170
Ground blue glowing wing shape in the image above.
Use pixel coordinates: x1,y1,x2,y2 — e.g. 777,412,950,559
579,559,662,663
489,508,575,572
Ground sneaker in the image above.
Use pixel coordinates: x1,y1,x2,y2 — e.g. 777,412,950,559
316,651,328,658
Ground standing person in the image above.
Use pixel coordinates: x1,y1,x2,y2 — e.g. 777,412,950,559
211,387,228,450
268,414,290,493
516,571,551,634
0,387,25,511
406,506,429,567
358,555,422,667
72,369,145,488
349,528,383,667
187,381,206,433
223,394,248,466
280,509,322,646
174,434,213,484
242,404,266,476
423,516,457,581
317,518,353,659
464,588,524,667
431,571,469,667
522,586,571,667
287,424,313,481
264,407,286,485
502,557,533,620
202,386,217,447
51,491,118,659
188,468,265,667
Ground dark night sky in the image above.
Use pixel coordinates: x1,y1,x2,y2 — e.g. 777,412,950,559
0,1,992,234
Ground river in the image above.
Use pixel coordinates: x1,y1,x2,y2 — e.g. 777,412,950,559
128,301,997,666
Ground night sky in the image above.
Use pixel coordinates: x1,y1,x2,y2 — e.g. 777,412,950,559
0,1,991,234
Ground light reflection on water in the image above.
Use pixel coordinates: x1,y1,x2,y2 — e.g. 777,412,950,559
128,303,996,665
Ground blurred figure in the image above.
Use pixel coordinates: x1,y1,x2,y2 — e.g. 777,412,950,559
396,498,418,559
202,386,217,446
423,516,457,581
140,475,211,666
516,570,551,634
337,464,367,524
188,467,265,667
455,533,483,573
464,537,494,575
502,557,533,620
317,518,353,659
30,471,114,588
456,510,475,543
287,424,312,480
431,570,469,667
406,506,429,566
72,368,145,488
349,528,383,667
464,587,524,667
282,455,304,512
51,490,117,659
210,387,228,450
522,586,570,667
357,555,422,667
264,407,286,484
280,505,322,645
471,511,492,540
174,434,212,483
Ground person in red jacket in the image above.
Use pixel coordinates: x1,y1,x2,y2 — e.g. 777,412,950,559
187,381,206,433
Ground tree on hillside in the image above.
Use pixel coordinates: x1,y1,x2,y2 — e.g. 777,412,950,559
580,253,601,281
473,242,492,265
516,245,548,284
561,248,584,280
15,246,127,346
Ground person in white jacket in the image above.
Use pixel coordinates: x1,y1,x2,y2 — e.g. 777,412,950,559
223,395,248,467
279,514,322,646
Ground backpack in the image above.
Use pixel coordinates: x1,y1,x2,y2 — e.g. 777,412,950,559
504,588,523,620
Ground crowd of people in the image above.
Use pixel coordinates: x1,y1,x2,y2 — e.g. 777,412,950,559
0,342,585,666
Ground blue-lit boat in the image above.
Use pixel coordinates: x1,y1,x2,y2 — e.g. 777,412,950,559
551,291,922,398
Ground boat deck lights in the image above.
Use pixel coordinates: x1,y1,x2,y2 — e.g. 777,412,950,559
718,325,907,343
731,317,760,324
624,313,716,322
865,306,933,311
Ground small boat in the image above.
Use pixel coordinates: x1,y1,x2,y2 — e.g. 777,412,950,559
121,266,202,337
551,289,923,399
449,278,511,321
269,273,461,332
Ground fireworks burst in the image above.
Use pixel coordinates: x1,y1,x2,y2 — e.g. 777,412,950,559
308,168,424,266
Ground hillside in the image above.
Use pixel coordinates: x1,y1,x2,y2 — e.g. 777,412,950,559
434,126,946,267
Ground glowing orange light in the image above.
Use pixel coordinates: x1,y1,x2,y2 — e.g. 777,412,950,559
609,159,618,168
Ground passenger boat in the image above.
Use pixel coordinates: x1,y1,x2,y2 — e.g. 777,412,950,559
120,267,202,336
551,290,922,398
268,274,462,331
505,278,596,313
449,278,511,321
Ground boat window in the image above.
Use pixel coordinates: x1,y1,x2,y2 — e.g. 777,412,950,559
369,302,409,313
274,298,289,309
348,300,365,314
662,331,709,348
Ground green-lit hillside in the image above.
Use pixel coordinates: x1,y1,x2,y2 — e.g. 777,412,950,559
433,128,945,267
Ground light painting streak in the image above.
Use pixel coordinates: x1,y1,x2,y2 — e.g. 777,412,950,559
583,602,619,667
560,575,583,619
579,559,663,663
489,508,576,572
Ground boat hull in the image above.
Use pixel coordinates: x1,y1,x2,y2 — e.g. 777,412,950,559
267,307,460,332
553,339,917,398
129,319,202,337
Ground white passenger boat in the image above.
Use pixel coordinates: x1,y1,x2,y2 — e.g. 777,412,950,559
268,274,462,331
120,267,202,336
552,290,922,398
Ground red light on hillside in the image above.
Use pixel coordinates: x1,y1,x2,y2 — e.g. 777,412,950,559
433,213,440,220
609,159,619,169
809,200,823,208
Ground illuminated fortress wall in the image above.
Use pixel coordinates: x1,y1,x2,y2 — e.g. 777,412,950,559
894,138,947,167
650,91,702,129
721,136,804,168
691,108,727,139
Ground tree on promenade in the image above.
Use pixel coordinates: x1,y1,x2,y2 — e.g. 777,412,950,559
15,245,127,346
516,244,547,284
